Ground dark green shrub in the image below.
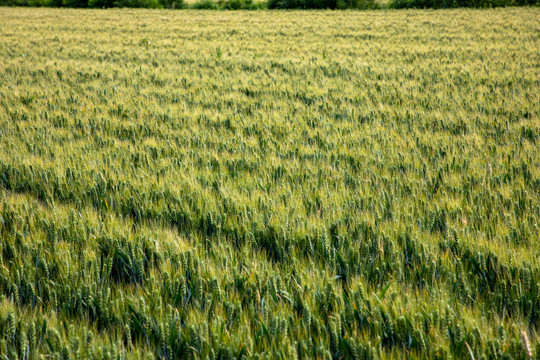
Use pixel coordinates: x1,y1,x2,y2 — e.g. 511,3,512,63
268,0,383,9
218,0,262,9
159,0,185,8
0,0,35,5
62,0,88,7
191,0,218,8
336,0,379,8
390,0,538,8
28,0,48,6
267,0,337,8
113,0,162,7
88,0,115,7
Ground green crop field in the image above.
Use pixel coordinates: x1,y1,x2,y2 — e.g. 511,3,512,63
0,7,539,359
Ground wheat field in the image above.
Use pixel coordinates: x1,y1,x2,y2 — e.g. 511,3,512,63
0,7,539,359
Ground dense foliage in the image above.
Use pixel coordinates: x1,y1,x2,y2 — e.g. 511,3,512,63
389,0,536,8
266,0,379,10
0,0,267,9
0,7,539,360
0,0,538,10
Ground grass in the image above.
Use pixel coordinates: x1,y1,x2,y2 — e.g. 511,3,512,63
0,6,539,359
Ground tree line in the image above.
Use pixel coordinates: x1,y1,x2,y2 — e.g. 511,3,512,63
0,0,537,9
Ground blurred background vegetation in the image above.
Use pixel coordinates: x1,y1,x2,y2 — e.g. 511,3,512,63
0,0,537,11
